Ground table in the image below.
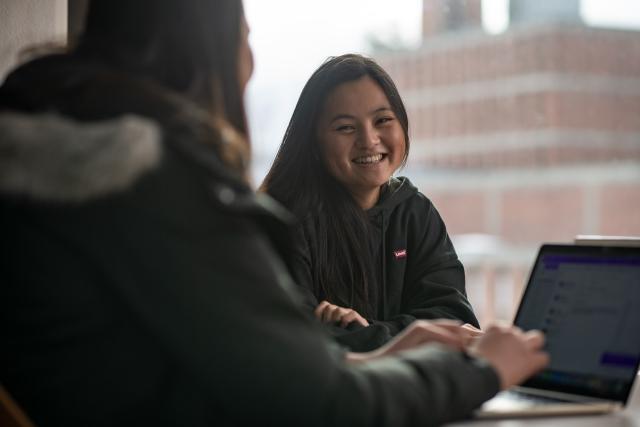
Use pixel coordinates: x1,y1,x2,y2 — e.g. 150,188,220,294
446,374,640,426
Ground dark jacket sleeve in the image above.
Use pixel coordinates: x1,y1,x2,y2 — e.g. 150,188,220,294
83,154,500,426
289,196,479,352
289,224,399,351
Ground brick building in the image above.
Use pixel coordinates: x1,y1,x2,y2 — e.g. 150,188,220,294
376,0,640,321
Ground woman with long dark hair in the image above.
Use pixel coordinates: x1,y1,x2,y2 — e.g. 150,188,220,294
0,2,546,425
262,54,480,351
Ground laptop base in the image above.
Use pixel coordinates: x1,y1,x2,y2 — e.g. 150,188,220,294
475,389,622,419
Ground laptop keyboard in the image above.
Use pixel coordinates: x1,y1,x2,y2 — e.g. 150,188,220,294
506,390,573,405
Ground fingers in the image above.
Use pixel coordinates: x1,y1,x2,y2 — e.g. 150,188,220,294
428,321,483,347
314,301,330,320
315,302,339,323
431,319,463,327
523,330,549,373
485,323,517,334
430,324,471,347
315,301,369,327
533,351,551,372
471,325,550,389
409,321,466,350
340,312,356,328
523,330,545,350
315,301,345,323
340,311,369,327
326,305,342,323
461,323,484,336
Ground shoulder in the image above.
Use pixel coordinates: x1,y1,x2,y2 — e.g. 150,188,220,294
383,178,451,241
388,176,436,214
0,111,163,203
0,92,244,207
0,56,252,204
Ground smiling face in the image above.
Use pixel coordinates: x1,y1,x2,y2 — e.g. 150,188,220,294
317,76,406,209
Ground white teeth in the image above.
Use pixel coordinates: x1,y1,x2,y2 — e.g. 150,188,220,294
354,153,384,164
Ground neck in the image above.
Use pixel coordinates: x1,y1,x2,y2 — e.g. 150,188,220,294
352,186,381,210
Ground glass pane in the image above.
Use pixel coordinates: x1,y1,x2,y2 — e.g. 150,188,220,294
245,0,640,324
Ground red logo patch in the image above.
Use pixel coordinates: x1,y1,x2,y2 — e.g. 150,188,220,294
393,249,407,259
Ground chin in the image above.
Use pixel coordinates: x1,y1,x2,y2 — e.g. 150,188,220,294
364,178,390,189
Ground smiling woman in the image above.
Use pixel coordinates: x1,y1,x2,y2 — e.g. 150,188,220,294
261,54,479,352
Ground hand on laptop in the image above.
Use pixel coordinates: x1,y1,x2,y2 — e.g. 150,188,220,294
346,319,471,363
345,320,548,385
461,323,484,344
468,325,550,390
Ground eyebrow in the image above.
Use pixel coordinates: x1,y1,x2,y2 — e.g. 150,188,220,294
329,107,393,124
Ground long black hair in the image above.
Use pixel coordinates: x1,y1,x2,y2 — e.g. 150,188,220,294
261,54,410,317
76,0,250,174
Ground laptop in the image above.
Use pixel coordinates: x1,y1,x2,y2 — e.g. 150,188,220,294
475,243,640,418
574,235,640,247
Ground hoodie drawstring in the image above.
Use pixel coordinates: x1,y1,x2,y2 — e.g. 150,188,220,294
381,210,389,320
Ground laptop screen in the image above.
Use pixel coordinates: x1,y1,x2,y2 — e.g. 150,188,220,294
515,244,640,403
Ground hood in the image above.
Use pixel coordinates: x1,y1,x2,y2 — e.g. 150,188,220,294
0,54,173,203
368,176,418,217
0,111,162,202
0,53,243,204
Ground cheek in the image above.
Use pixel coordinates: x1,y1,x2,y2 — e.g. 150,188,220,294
397,138,407,161
321,136,348,167
388,129,407,164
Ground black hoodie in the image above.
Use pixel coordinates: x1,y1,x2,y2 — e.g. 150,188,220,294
292,177,479,352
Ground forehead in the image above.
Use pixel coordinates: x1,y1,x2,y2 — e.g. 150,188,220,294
321,76,391,118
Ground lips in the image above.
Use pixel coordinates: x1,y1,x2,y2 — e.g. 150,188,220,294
352,153,386,164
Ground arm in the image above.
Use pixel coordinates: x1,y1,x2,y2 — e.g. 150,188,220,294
288,227,398,351
154,243,500,425
372,197,479,336
288,210,478,352
93,139,504,426
107,200,499,426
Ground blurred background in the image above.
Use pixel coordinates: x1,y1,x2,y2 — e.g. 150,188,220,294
2,0,639,325
243,0,640,325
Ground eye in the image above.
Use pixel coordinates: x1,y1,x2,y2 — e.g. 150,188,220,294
376,116,395,125
335,124,355,133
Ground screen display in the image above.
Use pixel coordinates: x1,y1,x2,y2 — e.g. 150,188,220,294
515,245,640,402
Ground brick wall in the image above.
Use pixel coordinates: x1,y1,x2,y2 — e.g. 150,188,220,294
378,23,640,248
384,26,640,91
599,183,640,235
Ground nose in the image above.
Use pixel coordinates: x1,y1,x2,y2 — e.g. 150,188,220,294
356,123,380,149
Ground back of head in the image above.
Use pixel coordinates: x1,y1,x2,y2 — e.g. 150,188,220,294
77,0,248,135
0,0,252,183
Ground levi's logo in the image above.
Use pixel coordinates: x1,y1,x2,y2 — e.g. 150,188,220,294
393,249,407,259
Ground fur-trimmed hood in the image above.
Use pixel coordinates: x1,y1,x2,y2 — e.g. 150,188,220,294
0,111,162,202
0,53,250,204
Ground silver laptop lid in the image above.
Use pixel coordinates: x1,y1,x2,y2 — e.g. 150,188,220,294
514,244,640,405
574,235,640,247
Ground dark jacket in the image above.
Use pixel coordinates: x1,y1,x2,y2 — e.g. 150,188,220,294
0,55,499,427
292,177,479,352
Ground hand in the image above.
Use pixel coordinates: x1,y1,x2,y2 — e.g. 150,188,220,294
314,300,369,327
347,319,469,363
460,323,484,346
468,324,549,390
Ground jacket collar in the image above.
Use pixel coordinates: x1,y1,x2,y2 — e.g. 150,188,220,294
0,111,162,202
0,54,248,204
367,176,418,217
